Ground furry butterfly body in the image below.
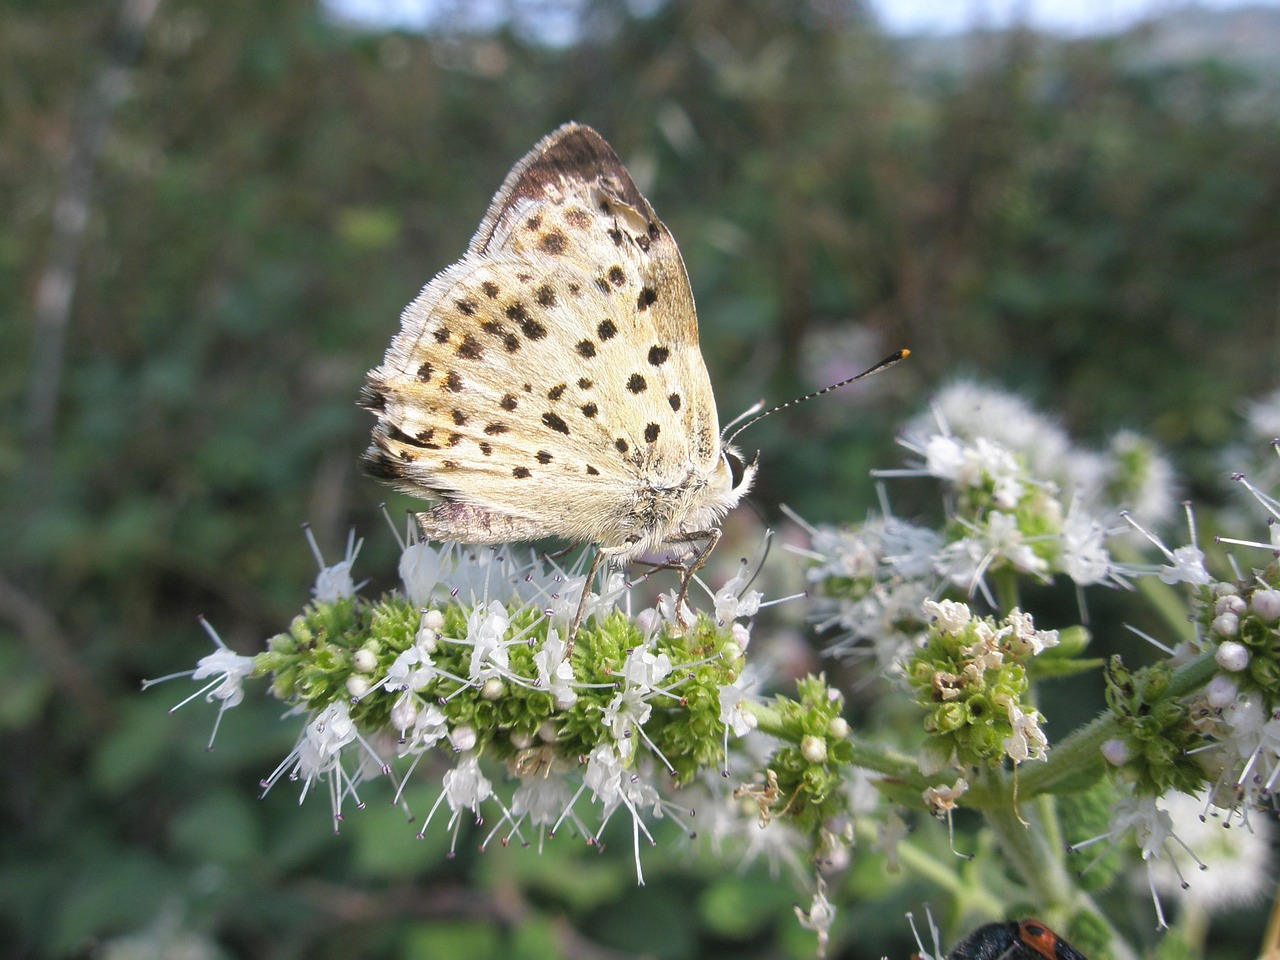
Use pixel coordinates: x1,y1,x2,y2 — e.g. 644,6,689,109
362,123,755,563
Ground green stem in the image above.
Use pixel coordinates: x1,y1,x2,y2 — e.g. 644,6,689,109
852,820,1004,916
1018,647,1218,797
993,568,1021,614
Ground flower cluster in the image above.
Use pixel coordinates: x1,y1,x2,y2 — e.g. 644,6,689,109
907,600,1058,772
158,533,869,884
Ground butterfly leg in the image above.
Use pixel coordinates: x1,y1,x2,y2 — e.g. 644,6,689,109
564,548,605,661
658,527,722,631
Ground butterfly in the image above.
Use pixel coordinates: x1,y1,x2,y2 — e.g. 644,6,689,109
941,920,1089,960
361,123,757,632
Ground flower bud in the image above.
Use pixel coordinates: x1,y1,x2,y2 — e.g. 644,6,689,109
1215,594,1247,618
1216,641,1250,673
390,694,418,730
828,717,850,739
449,725,477,752
510,730,534,749
481,678,505,700
801,735,828,764
1100,738,1130,766
1252,589,1280,623
353,648,378,672
1212,613,1240,638
346,675,371,698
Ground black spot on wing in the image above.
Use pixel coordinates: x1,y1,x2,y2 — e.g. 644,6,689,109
542,412,570,435
538,229,568,254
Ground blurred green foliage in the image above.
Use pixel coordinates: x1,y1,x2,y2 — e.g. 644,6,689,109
4,0,1280,957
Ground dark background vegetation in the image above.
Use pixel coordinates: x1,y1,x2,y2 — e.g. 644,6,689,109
4,0,1280,957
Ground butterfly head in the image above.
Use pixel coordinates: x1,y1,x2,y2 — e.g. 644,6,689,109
718,443,758,507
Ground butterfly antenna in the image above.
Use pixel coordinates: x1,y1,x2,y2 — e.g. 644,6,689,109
724,348,910,446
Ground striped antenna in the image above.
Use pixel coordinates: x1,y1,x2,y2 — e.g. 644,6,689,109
724,348,910,446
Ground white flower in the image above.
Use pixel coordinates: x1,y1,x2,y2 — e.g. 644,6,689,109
1149,790,1273,912
923,598,970,633
511,774,573,828
304,702,357,765
533,629,577,707
983,510,1050,577
442,754,492,813
1002,700,1048,763
1071,793,1202,929
1160,545,1210,585
401,703,448,753
794,879,835,958
1004,608,1059,657
713,564,763,623
718,676,757,738
190,647,256,708
922,777,968,816
385,641,436,693
1203,674,1237,709
620,646,673,691
399,541,452,606
1057,498,1113,585
603,688,652,752
1106,430,1177,528
307,527,363,603
465,601,512,682
583,743,624,808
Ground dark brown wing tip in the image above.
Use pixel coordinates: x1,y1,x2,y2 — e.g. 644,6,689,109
470,122,655,254
362,442,407,482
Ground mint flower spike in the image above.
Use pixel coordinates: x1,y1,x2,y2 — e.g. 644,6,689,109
909,601,1056,773
159,528,775,884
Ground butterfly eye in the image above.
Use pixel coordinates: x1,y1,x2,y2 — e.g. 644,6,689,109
724,450,747,491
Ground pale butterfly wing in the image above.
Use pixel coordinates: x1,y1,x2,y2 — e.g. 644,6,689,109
363,123,746,557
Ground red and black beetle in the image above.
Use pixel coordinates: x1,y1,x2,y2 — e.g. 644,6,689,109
944,920,1088,960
